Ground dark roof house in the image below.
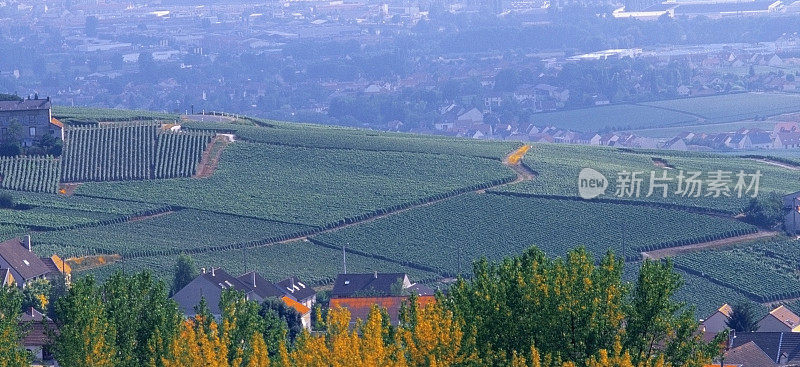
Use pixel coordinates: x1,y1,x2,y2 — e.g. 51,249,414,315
731,332,800,365
276,276,316,303
332,273,411,298
0,237,53,288
171,267,255,316
237,271,285,299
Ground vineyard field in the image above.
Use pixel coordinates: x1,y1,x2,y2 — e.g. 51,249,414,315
184,121,519,160
623,262,765,319
61,124,212,182
0,156,61,193
52,106,178,124
641,92,800,123
68,240,439,286
0,189,162,215
0,207,119,230
33,209,314,257
313,193,756,276
674,240,800,302
498,143,800,212
75,142,516,226
528,104,699,132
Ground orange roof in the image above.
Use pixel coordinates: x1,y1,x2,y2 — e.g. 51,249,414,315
50,254,71,275
330,296,436,324
50,117,63,128
282,296,310,315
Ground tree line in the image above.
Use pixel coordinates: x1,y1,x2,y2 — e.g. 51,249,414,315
0,246,726,367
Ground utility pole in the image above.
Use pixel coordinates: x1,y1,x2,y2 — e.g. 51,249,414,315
342,243,347,274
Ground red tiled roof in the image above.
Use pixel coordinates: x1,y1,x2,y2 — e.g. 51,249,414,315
330,295,436,325
49,117,63,128
282,296,310,315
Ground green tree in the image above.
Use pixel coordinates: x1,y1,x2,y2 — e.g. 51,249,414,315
0,286,31,367
726,302,759,332
260,298,303,344
21,278,51,313
172,253,198,295
220,289,266,366
102,271,182,367
743,192,784,229
0,193,14,209
53,276,116,367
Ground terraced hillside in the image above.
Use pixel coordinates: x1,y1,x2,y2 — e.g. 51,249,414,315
3,107,800,318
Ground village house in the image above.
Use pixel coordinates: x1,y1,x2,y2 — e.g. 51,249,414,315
0,97,63,147
758,305,800,332
19,307,56,364
172,268,314,329
701,303,733,334
329,272,435,326
726,331,800,365
774,131,800,149
0,236,70,289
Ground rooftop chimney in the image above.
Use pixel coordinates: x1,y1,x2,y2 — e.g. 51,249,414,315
211,267,215,276
374,271,378,279
252,272,256,288
22,235,31,252
201,267,206,274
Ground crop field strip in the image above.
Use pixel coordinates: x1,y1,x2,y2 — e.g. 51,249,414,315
0,156,61,193
311,193,756,276
673,240,800,303
61,123,213,182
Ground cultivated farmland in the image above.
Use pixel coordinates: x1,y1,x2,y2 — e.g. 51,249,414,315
75,142,516,225
313,193,756,276
528,104,698,132
0,156,61,193
641,92,800,123
61,123,212,182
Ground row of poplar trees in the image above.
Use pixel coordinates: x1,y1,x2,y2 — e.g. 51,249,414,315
0,246,725,367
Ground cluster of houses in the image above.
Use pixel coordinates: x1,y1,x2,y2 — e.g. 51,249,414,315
0,236,70,364
171,268,434,329
702,304,800,366
664,122,800,151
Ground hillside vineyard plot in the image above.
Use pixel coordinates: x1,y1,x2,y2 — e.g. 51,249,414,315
75,142,516,226
52,106,178,124
33,209,314,257
185,121,520,160
499,144,800,213
642,92,800,123
674,240,800,303
313,193,756,276
61,124,213,182
528,104,699,132
71,240,439,286
0,156,61,193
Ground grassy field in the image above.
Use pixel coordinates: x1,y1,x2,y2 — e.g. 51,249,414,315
32,209,314,257
527,93,800,133
53,106,178,124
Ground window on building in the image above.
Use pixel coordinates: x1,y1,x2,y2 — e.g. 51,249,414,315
29,127,36,136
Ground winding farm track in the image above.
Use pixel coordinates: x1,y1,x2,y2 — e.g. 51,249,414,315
640,230,779,260
747,157,800,171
